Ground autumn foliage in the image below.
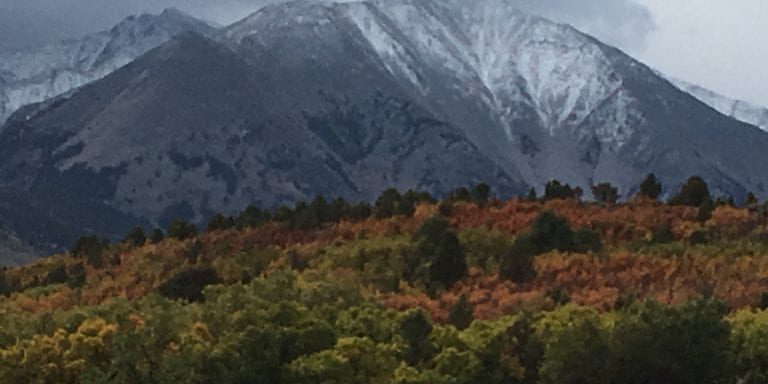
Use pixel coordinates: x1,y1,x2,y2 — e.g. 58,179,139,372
4,187,768,382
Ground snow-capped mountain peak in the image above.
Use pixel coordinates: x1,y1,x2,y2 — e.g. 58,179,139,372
328,0,636,146
4,0,768,254
0,9,216,124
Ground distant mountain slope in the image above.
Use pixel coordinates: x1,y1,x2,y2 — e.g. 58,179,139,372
0,8,216,125
0,29,519,250
667,77,768,131
2,0,768,258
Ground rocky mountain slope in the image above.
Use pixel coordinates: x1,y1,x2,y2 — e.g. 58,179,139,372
667,78,768,131
2,0,768,259
0,8,216,125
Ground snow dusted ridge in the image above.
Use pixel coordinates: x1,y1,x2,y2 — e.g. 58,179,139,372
337,0,637,146
3,0,763,137
666,77,768,131
0,8,215,124
217,0,768,199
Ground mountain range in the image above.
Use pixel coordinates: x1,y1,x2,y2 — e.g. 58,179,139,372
1,0,768,263
0,8,216,125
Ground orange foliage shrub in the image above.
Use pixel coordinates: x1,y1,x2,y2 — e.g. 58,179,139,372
382,251,768,321
449,199,698,244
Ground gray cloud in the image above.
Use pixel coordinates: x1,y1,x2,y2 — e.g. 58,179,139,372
512,0,655,52
4,0,765,107
0,0,654,52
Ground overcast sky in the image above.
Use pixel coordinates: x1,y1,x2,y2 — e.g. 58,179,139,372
1,0,766,106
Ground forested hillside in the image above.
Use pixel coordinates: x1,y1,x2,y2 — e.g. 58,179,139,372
3,176,768,383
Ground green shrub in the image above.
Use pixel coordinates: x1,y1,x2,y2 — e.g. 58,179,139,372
651,225,675,244
573,227,603,253
688,230,709,245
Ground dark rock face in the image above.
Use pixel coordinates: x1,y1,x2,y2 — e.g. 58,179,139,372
2,0,768,260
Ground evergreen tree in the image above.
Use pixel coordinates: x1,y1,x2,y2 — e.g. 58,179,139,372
499,236,538,283
438,200,454,217
608,300,733,384
448,187,473,202
415,216,452,256
70,236,109,268
67,263,86,289
471,182,491,203
696,198,715,223
403,189,434,205
167,219,198,240
374,189,402,219
349,202,372,221
43,265,68,286
428,231,467,289
415,216,467,289
149,228,165,244
591,183,620,204
528,210,575,253
526,187,538,202
714,196,732,207
158,267,221,302
207,214,236,232
310,196,330,223
669,176,711,207
574,186,584,201
328,197,351,222
543,180,579,200
746,192,759,207
238,205,271,228
396,197,416,217
124,226,147,246
293,202,321,230
573,227,603,253
273,205,295,223
0,269,8,297
638,173,662,200
399,309,434,365
448,294,474,330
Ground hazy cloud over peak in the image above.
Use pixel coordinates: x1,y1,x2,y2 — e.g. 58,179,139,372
0,0,655,52
1,0,766,106
512,0,655,52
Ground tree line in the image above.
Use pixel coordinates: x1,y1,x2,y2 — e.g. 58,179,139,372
68,174,760,272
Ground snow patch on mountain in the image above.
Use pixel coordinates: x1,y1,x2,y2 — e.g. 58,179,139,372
667,77,768,131
339,0,638,147
0,8,215,124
